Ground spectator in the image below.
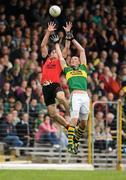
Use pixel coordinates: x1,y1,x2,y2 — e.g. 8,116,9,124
94,125,105,152
0,113,23,147
102,126,114,151
11,110,20,126
35,114,59,147
35,113,44,131
0,82,14,104
16,113,34,146
0,0,125,149
94,111,105,131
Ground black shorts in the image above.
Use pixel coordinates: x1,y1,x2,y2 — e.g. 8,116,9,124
42,83,63,106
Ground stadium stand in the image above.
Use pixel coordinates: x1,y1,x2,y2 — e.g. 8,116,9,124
0,0,126,170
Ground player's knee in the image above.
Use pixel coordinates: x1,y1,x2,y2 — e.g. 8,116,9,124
57,92,65,102
57,95,66,103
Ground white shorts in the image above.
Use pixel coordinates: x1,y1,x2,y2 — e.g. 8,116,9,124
70,92,90,121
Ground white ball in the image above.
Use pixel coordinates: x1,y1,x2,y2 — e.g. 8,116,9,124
49,5,61,17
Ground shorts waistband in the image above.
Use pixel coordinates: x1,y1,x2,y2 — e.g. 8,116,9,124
72,90,87,94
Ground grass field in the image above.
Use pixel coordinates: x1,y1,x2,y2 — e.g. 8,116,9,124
0,170,126,180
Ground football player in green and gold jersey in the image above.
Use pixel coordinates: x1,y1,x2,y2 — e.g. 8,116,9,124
51,32,90,154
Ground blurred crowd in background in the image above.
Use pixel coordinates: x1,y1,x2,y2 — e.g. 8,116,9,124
0,0,126,151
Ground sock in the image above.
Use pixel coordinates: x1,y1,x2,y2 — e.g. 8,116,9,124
74,126,85,143
68,126,75,145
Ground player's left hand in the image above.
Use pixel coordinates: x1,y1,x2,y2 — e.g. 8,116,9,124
63,22,72,32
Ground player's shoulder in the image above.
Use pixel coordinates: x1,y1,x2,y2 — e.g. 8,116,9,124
80,63,87,68
64,65,72,72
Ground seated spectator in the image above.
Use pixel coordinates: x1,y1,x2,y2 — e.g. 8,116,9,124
29,99,39,119
16,113,34,146
35,114,59,147
4,95,16,113
94,125,105,152
93,81,106,98
94,111,105,131
37,95,47,114
11,110,20,126
10,65,23,87
0,82,14,103
102,126,114,151
99,66,120,95
15,101,23,117
105,112,117,148
35,113,44,131
15,80,28,104
107,92,117,115
0,113,23,147
105,113,116,135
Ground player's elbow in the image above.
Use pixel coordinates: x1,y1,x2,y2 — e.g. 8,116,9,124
41,43,45,48
80,48,85,52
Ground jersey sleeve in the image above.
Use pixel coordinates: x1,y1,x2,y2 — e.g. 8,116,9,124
80,64,87,73
64,66,70,74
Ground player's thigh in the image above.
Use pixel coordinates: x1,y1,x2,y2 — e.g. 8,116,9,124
47,104,57,116
56,91,66,101
79,95,90,120
70,94,81,119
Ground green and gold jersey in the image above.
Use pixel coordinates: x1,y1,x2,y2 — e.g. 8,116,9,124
64,64,88,93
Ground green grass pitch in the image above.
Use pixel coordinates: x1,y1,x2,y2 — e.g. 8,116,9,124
0,170,126,180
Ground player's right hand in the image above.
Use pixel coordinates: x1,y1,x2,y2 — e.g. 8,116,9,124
63,22,72,32
50,34,60,43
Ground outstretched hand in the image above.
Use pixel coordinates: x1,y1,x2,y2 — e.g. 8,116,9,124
63,22,72,32
50,34,60,43
47,22,56,32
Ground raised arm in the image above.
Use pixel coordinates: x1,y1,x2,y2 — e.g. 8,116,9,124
62,22,72,58
55,42,67,70
41,22,56,57
72,39,87,65
50,34,67,70
62,40,70,59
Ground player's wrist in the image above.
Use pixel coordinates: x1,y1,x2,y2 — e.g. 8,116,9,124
65,31,74,41
47,29,52,34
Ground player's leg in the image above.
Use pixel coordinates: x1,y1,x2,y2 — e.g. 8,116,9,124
67,93,80,153
74,120,87,154
43,84,69,129
74,93,90,154
56,91,69,116
47,104,69,129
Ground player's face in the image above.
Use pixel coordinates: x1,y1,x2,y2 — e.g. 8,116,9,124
70,56,80,67
50,49,58,59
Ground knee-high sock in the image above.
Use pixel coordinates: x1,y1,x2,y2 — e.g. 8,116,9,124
68,126,75,145
74,126,85,143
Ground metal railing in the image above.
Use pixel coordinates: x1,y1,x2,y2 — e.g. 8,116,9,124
89,100,126,170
